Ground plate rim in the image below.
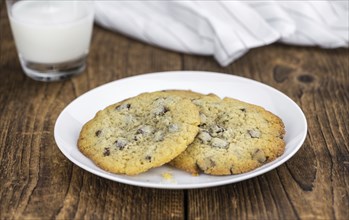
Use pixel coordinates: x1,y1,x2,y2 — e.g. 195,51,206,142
54,70,308,189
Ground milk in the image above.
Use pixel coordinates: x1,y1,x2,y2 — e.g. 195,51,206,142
8,1,94,64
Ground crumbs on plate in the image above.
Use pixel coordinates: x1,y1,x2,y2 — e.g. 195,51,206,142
161,172,176,183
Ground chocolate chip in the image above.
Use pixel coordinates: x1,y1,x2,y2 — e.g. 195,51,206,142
240,108,246,112
103,148,110,156
154,131,164,142
136,125,153,135
248,129,260,138
145,155,152,161
211,138,229,148
152,105,170,116
95,130,102,137
114,139,128,150
209,125,225,137
252,149,266,163
198,131,212,144
199,113,207,123
196,158,216,173
199,123,207,128
163,107,169,113
159,106,170,115
115,103,131,111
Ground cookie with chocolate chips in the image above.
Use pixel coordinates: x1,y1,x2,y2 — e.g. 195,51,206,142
170,95,285,175
78,91,200,175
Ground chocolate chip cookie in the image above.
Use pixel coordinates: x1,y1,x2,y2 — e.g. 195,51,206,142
78,91,200,175
170,95,285,175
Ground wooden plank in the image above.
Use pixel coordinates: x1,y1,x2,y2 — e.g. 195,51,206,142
1,1,348,219
0,5,185,218
184,45,349,219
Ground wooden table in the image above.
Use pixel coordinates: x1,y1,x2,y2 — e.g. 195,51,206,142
1,4,348,220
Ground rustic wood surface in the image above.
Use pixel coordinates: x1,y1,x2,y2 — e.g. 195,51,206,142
1,3,348,220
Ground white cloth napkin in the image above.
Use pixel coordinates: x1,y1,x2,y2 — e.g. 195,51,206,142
94,1,349,66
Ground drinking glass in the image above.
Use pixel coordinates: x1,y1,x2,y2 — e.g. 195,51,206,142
6,0,94,81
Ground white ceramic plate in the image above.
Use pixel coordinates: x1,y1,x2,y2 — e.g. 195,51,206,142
54,71,307,189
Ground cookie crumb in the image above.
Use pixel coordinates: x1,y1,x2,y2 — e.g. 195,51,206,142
162,172,173,180
161,172,177,183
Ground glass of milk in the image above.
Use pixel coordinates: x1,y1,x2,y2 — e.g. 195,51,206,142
6,0,94,81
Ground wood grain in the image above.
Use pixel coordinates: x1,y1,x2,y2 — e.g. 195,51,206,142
1,3,348,220
184,45,349,220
